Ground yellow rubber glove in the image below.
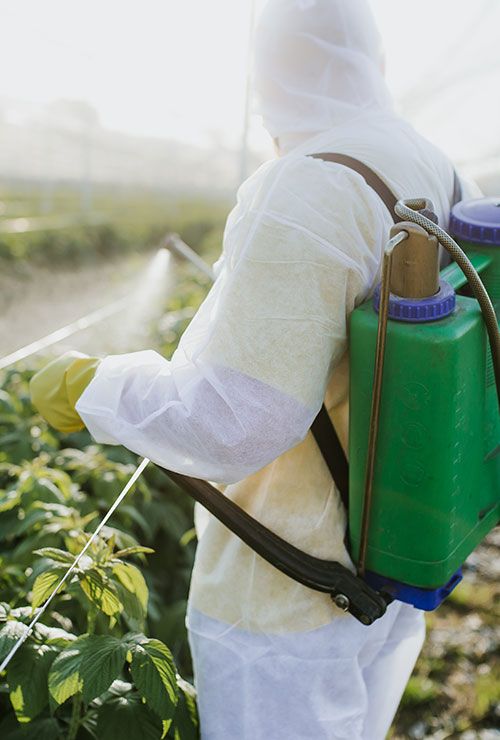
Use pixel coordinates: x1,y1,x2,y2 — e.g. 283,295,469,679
30,351,100,433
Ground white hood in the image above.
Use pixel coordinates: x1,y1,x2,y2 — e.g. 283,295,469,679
254,0,394,146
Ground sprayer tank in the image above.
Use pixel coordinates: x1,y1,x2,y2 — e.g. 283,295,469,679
348,197,500,597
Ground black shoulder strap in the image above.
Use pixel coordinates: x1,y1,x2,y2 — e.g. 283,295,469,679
310,404,349,509
308,153,400,514
310,153,401,225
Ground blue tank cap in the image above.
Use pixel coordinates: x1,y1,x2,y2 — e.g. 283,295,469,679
373,280,456,323
450,196,500,246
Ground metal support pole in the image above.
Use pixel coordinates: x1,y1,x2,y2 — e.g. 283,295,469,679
357,230,408,576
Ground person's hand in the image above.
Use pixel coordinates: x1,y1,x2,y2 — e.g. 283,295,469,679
30,351,100,433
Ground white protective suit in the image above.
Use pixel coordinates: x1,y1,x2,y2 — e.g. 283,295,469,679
76,1,479,737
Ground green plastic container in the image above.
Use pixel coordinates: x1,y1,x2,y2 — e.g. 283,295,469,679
348,198,500,590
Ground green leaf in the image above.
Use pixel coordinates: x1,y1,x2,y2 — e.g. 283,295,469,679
8,643,58,722
99,526,138,551
114,582,146,632
32,622,77,647
20,476,67,506
97,693,163,740
10,508,49,537
47,634,128,707
31,569,64,610
64,531,90,555
168,678,199,740
130,639,178,722
95,677,133,706
112,562,148,613
33,547,75,565
8,606,33,621
0,510,20,542
48,644,83,706
0,389,17,414
118,505,154,539
80,568,123,617
108,562,149,629
150,601,187,649
38,468,74,500
78,635,127,703
0,488,21,513
179,528,196,548
151,501,188,543
0,621,30,662
114,545,155,558
0,716,62,740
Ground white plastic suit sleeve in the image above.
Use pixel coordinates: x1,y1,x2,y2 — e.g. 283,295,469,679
76,155,388,484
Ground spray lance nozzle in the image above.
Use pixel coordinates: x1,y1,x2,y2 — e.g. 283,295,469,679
164,233,215,281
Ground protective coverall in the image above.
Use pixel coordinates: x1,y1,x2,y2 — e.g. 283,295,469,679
31,1,480,738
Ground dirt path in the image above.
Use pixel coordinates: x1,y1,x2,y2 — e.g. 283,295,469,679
392,530,500,739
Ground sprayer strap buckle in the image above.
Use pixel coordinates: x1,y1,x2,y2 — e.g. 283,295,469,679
326,565,392,625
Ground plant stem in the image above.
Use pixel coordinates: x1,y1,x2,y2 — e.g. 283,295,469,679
68,692,82,740
67,609,97,740
86,604,97,635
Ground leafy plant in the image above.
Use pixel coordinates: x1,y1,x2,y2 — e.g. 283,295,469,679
0,529,198,739
0,608,198,739
0,364,200,737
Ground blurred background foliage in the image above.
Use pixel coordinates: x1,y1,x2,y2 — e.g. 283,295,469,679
0,183,229,266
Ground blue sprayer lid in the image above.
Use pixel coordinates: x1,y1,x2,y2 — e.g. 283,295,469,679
373,280,456,323
450,196,500,246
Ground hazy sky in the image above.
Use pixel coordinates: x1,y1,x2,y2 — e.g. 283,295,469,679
1,0,499,169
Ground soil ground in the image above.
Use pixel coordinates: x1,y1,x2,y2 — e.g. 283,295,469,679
391,530,499,740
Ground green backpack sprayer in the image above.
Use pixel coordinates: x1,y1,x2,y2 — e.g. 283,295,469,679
161,156,500,626
349,193,500,611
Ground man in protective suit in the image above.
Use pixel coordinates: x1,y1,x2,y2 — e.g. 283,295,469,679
31,1,480,737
